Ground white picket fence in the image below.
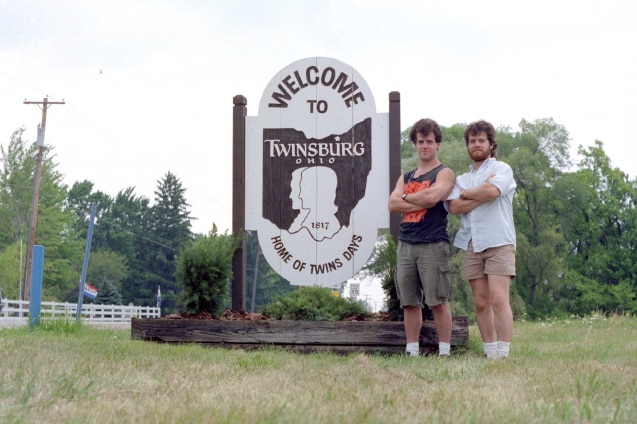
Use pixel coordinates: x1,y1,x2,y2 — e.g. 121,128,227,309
0,298,160,324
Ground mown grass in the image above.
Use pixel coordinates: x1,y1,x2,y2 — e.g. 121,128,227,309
1,314,635,423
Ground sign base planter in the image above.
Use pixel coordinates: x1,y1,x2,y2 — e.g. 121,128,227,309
131,316,468,355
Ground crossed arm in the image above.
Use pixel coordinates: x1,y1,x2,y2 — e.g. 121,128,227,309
388,168,455,214
447,175,501,215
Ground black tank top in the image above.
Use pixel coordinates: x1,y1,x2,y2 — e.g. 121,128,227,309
399,164,450,244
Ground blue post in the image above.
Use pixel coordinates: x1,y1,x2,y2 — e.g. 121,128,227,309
28,245,45,330
76,203,97,321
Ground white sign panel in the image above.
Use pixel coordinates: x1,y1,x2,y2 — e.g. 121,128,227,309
245,57,389,286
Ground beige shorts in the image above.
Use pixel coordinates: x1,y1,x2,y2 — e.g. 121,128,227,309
462,240,516,280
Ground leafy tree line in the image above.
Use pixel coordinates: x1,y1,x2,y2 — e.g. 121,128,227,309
2,116,636,320
371,117,637,319
0,128,294,316
0,128,194,314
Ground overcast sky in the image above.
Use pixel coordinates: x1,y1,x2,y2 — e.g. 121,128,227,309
2,0,636,236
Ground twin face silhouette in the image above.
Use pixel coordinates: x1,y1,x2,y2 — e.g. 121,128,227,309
287,166,341,241
261,118,373,238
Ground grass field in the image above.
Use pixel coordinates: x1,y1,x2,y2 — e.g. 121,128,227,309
1,314,635,423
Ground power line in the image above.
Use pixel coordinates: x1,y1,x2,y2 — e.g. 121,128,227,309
2,69,231,233
97,219,179,252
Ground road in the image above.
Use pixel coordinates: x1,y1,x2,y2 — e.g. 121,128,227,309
0,320,131,330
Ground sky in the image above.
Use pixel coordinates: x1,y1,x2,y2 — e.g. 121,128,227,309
2,0,636,237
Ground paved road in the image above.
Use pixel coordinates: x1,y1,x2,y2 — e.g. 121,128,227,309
0,320,131,330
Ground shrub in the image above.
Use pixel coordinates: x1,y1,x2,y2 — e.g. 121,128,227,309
94,279,123,305
554,270,637,316
175,226,239,317
265,286,370,321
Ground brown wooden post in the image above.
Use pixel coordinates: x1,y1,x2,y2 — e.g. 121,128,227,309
388,91,401,243
232,95,247,312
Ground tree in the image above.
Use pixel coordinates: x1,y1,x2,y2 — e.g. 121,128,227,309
152,171,192,245
106,188,149,258
37,149,84,301
0,241,22,299
86,249,130,293
503,120,571,313
102,187,152,306
0,128,82,302
68,183,153,307
518,117,572,170
0,129,34,248
142,172,193,313
550,141,637,314
93,279,123,305
578,141,637,285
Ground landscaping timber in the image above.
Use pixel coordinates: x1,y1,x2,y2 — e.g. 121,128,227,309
131,316,468,355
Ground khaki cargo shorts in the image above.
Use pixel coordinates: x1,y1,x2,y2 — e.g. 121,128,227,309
395,241,451,307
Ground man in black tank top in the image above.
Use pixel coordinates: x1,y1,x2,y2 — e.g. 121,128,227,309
388,118,455,357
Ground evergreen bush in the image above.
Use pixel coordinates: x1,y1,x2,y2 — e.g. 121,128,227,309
265,286,370,321
94,279,123,305
175,226,239,316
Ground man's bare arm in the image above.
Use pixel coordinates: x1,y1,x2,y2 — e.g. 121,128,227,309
405,168,455,208
388,175,425,213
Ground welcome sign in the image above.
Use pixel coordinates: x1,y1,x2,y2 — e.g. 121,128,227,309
245,57,389,286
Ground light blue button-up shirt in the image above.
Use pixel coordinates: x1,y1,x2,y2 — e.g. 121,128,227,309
447,158,516,253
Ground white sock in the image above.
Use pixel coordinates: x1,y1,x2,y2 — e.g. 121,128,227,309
483,342,498,359
438,342,450,356
406,342,419,356
497,341,510,359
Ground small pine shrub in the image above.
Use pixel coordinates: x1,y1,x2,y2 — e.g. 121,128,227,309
176,226,239,317
265,286,370,321
94,279,123,305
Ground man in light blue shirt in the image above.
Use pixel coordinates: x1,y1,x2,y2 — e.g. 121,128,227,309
447,120,516,359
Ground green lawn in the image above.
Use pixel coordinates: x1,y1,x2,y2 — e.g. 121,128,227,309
1,314,635,423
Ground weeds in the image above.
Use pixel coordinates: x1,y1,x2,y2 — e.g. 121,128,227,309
0,314,635,423
32,316,84,334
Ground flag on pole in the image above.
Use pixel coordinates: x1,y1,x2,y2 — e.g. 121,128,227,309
156,286,161,309
83,283,98,299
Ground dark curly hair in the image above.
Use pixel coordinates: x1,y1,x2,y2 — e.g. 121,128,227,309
464,120,497,158
409,118,442,144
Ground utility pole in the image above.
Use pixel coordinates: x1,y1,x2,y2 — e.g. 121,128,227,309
22,96,65,301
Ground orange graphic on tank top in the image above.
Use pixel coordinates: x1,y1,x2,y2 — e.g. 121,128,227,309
402,180,431,223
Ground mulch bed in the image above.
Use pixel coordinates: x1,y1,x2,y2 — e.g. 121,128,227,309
165,309,394,322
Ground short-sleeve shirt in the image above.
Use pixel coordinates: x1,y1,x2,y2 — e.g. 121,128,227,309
447,158,516,253
399,164,450,244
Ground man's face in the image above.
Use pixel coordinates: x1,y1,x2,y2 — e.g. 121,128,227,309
414,131,438,161
467,131,491,162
